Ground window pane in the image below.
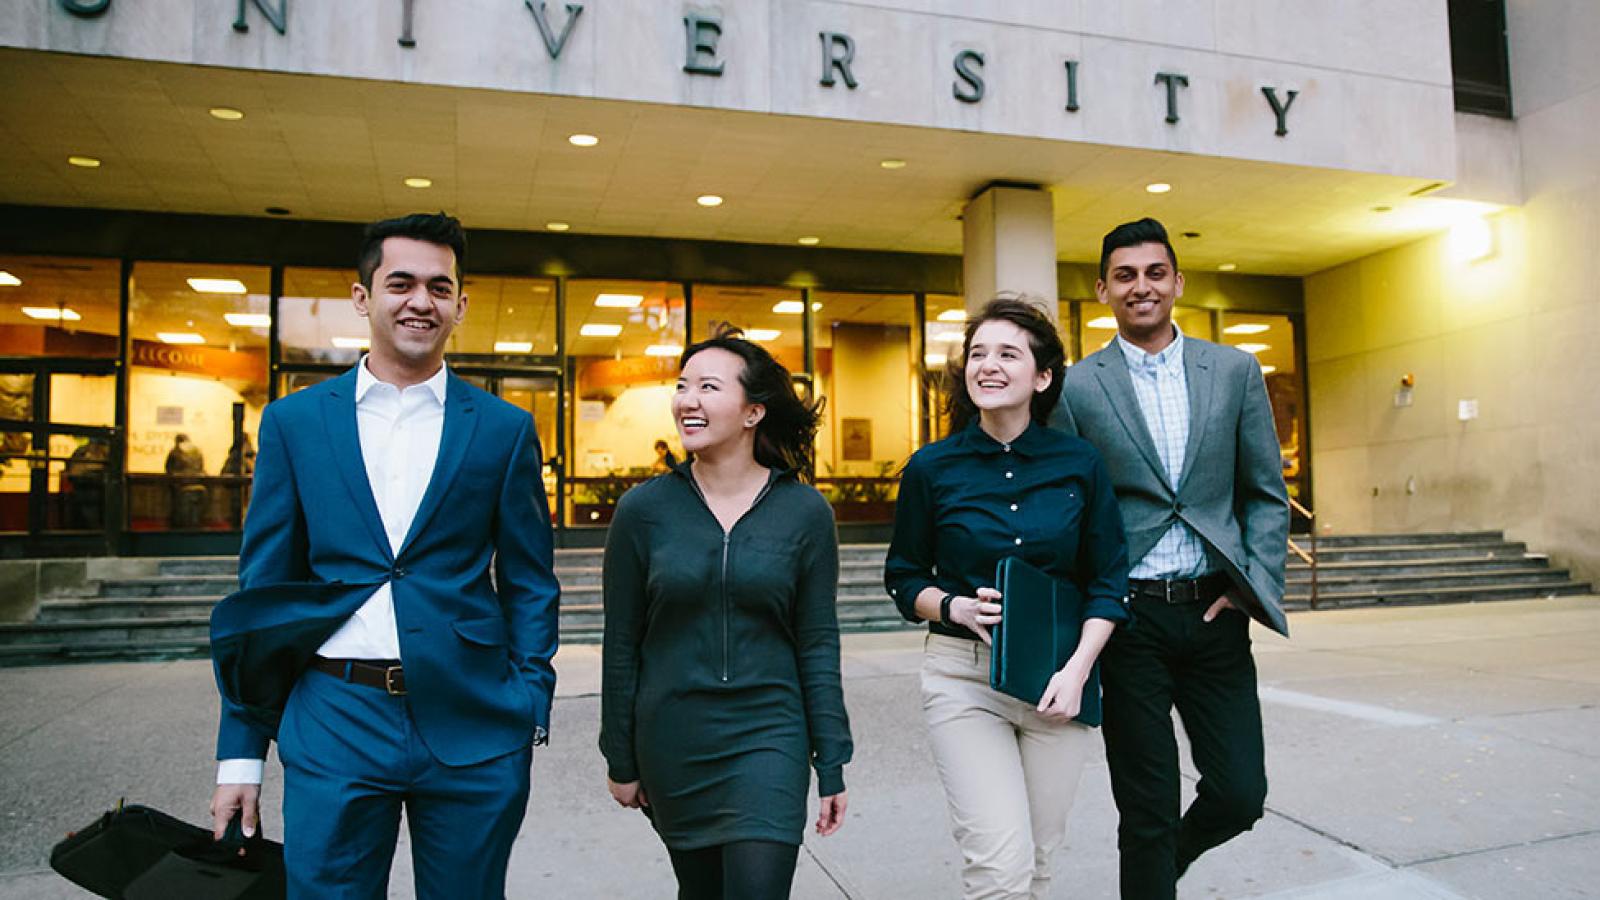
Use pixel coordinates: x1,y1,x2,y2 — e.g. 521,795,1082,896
692,285,805,373
0,255,120,358
1221,312,1306,502
923,294,964,444
814,292,913,522
454,276,558,357
566,280,685,526
128,262,269,532
281,267,365,366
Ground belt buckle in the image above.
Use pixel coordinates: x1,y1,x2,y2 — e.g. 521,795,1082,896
384,665,406,696
1164,580,1176,604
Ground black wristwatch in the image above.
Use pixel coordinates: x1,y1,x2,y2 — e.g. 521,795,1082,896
938,592,957,627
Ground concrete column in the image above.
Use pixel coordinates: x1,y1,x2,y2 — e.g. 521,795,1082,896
961,185,1058,321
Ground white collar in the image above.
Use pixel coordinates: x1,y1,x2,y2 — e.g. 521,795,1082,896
355,355,449,405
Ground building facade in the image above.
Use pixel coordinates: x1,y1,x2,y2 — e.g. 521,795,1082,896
3,1,1588,576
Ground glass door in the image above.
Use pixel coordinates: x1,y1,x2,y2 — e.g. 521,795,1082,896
0,360,120,548
454,370,564,526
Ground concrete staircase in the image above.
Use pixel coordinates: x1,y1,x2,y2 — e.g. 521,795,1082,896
0,532,1588,665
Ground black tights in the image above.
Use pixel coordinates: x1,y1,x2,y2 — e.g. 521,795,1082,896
666,840,799,900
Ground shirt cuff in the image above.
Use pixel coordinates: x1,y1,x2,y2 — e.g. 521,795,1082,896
815,766,845,798
217,758,265,785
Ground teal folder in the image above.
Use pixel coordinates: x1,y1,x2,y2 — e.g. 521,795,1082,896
989,556,1103,727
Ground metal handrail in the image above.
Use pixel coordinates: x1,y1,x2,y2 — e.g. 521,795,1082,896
1287,497,1319,609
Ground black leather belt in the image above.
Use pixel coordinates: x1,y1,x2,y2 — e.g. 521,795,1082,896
1128,572,1231,605
312,656,406,695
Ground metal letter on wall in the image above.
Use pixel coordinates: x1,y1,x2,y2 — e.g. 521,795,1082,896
1154,72,1189,124
1261,86,1300,137
398,0,416,47
58,0,111,16
819,32,857,89
683,14,724,76
952,49,985,103
233,0,287,35
1064,59,1080,112
527,2,584,59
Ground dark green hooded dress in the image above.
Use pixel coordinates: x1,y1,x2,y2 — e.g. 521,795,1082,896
598,466,854,850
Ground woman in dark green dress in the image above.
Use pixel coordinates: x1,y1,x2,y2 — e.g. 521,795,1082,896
599,327,853,900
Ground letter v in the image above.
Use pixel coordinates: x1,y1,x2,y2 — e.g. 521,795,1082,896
526,1,584,59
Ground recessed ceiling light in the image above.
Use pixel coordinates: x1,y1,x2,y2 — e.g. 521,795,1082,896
880,159,907,169
546,221,570,232
644,344,684,357
797,236,820,246
209,107,245,121
404,176,433,189
1223,323,1270,335
936,309,967,323
932,330,965,343
696,194,724,207
1260,365,1278,375
22,307,80,321
1236,343,1270,354
264,207,292,216
331,336,371,349
494,341,534,353
1372,205,1393,213
223,313,271,328
568,133,599,147
157,332,205,345
0,271,21,287
594,293,643,308
68,156,101,168
773,300,805,315
1181,231,1201,239
580,323,623,337
1218,263,1237,272
1087,316,1120,329
744,329,781,341
1145,182,1172,194
924,353,948,367
187,278,248,294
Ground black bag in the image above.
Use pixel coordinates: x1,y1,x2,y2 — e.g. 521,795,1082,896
50,802,285,899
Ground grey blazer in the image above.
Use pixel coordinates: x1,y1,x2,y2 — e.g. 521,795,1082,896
1050,335,1291,636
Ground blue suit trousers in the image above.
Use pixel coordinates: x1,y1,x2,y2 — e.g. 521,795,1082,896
277,667,532,900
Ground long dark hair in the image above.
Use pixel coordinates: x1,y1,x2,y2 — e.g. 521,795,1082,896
944,297,1067,434
679,325,822,479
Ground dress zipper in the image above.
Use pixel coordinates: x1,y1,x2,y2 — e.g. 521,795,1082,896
685,472,778,684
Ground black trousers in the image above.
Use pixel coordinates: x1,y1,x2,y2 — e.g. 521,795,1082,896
666,840,800,900
1100,595,1268,900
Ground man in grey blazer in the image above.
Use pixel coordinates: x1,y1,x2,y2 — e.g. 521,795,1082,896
1051,218,1289,899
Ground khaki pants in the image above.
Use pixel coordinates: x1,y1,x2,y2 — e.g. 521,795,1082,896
921,633,1095,900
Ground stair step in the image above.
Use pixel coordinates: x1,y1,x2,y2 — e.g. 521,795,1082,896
1287,556,1545,578
0,617,211,647
1284,581,1591,610
37,597,221,622
1304,531,1504,548
1286,569,1570,595
98,576,240,598
1306,542,1527,563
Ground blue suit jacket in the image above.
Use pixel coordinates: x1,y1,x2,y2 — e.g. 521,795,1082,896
211,366,560,767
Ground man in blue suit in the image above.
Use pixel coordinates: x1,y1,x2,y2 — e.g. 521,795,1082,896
206,212,559,898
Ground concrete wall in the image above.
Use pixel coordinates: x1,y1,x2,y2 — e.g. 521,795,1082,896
3,0,1457,179
1304,2,1600,577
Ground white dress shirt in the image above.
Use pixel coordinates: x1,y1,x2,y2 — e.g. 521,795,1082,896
1116,328,1211,580
218,358,448,785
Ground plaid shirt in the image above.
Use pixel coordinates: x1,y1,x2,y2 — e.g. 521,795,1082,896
1116,328,1211,579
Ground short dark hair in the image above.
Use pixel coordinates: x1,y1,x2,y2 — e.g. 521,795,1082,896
357,212,467,289
1099,217,1177,279
945,297,1066,434
679,325,823,478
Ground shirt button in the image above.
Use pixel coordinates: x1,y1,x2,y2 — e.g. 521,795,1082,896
1005,472,1014,479
1010,503,1018,512
1014,537,1023,545
1003,445,1011,453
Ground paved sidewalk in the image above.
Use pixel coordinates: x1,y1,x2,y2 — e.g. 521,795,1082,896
2,597,1598,898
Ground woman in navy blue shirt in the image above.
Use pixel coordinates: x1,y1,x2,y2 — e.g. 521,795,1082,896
885,298,1129,899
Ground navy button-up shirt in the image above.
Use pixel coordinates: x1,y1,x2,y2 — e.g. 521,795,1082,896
885,420,1131,641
